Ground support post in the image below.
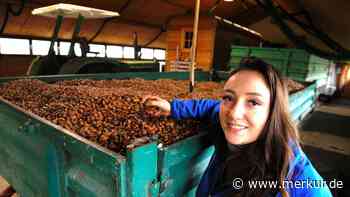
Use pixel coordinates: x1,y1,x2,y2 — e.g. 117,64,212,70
189,0,201,92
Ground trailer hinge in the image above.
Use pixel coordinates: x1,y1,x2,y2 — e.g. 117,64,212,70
148,179,160,197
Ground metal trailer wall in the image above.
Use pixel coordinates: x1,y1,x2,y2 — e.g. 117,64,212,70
228,46,331,83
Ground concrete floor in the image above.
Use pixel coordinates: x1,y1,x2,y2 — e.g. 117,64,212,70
1,97,350,196
300,99,350,156
300,98,350,197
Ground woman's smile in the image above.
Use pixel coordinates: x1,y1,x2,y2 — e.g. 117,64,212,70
226,122,248,134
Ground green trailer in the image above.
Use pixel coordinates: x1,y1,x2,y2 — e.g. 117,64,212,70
229,46,289,75
228,46,331,82
0,72,213,197
0,72,316,196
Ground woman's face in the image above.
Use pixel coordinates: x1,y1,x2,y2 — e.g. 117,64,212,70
219,70,271,145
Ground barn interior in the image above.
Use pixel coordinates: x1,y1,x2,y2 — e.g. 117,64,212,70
0,0,350,196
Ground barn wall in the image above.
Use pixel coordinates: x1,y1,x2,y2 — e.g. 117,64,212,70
212,28,260,71
165,15,217,71
0,55,33,77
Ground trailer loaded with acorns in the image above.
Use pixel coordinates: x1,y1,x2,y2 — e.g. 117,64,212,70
0,72,316,197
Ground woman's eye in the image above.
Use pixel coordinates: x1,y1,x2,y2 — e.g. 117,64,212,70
222,95,233,102
248,100,260,106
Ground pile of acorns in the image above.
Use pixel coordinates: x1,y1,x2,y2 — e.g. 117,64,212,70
0,78,303,154
284,78,305,93
0,79,222,154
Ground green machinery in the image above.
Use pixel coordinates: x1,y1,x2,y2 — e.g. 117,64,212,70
0,71,316,196
28,4,159,76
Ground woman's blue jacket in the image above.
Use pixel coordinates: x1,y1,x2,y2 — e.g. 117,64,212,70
170,99,333,197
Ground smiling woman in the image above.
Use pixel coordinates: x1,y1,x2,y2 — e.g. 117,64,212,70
219,69,271,145
142,57,332,197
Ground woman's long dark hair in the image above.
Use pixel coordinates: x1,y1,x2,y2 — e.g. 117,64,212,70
230,57,300,197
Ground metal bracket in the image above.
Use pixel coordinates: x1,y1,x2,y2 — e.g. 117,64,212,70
68,14,85,57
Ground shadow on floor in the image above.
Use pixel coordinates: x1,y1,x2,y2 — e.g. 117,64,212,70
303,145,350,197
301,111,350,138
327,98,350,108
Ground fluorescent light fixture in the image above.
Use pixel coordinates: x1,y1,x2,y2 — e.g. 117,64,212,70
214,15,262,38
224,0,235,2
32,3,119,19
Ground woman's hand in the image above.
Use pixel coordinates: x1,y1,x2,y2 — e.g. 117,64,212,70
142,95,171,117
